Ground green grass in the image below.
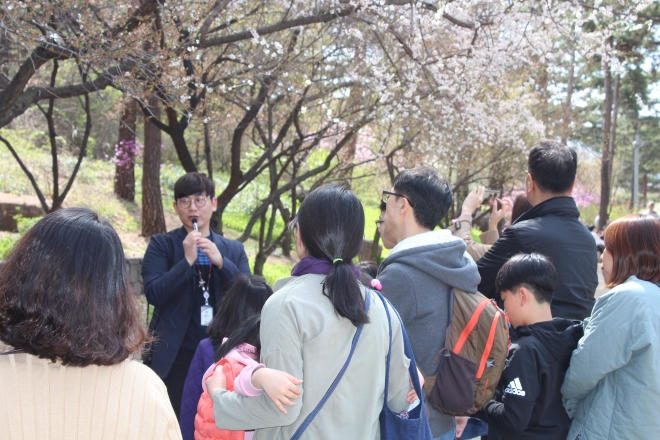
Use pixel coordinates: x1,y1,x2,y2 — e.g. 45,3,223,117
471,227,483,243
579,202,638,226
0,236,15,259
249,257,293,286
0,215,44,259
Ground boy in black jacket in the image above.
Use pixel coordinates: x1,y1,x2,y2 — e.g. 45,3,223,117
473,253,583,440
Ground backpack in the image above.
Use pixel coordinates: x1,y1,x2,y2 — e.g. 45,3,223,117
423,288,510,416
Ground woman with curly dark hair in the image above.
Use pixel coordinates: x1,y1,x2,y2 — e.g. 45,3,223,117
0,207,181,439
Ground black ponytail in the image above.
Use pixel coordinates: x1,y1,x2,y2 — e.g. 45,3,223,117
214,315,262,362
298,185,369,327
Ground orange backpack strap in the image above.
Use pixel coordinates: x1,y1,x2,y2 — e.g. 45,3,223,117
476,310,501,379
453,299,490,354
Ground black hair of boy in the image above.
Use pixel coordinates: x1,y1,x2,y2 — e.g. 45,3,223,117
392,166,452,229
174,172,215,200
527,140,577,194
495,253,558,304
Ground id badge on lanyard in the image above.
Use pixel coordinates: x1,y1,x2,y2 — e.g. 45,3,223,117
201,305,213,326
197,262,213,326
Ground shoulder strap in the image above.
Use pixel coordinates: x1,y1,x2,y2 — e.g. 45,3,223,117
445,288,454,348
290,290,371,440
1,349,25,355
374,290,424,406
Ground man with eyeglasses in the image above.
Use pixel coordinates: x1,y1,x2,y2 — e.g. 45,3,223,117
377,166,480,440
142,172,250,419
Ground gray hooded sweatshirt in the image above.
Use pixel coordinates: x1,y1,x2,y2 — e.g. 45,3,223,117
378,230,481,437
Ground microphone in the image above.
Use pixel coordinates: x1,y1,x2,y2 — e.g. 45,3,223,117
192,217,198,231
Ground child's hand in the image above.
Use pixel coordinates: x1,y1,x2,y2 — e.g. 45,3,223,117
406,367,425,404
205,366,227,398
455,416,469,438
252,368,303,415
406,388,419,404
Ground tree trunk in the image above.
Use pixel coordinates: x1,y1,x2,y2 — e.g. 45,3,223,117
370,226,381,261
642,172,648,206
537,61,549,126
203,109,213,178
253,252,267,276
211,203,225,234
45,60,60,212
607,74,621,216
561,48,576,146
165,107,197,172
0,31,12,88
142,94,167,236
598,55,614,231
114,94,137,201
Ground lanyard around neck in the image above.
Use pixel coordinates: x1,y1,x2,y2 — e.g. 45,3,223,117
196,261,213,306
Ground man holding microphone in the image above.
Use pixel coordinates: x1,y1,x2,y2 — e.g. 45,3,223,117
142,172,251,418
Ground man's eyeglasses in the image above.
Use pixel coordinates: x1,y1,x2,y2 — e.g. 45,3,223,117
177,195,209,209
382,190,414,208
375,219,384,227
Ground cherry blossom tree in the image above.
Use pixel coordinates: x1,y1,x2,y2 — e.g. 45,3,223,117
0,0,655,247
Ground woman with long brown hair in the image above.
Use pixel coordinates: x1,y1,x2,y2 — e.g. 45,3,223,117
561,214,660,439
0,208,181,439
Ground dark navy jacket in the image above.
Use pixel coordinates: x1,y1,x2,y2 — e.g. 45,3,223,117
477,197,598,320
142,227,250,378
180,338,215,440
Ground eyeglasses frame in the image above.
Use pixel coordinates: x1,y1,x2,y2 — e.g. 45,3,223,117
176,194,211,209
382,190,415,208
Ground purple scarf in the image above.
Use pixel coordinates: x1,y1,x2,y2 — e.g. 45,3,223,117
291,256,361,279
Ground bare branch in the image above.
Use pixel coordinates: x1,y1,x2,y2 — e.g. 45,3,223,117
0,135,50,212
0,61,137,129
198,6,357,48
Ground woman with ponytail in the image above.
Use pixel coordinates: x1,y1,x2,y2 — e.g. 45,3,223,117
207,185,415,439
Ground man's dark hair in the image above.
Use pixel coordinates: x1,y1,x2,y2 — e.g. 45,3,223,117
174,172,215,200
496,253,558,304
392,166,452,229
528,140,577,194
0,208,148,366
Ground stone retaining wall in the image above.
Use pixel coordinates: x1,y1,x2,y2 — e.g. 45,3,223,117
126,258,144,296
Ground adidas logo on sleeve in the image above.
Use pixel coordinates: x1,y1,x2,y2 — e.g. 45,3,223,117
504,377,526,396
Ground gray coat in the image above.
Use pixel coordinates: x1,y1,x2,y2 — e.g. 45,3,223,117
211,274,411,439
378,230,481,437
561,276,660,440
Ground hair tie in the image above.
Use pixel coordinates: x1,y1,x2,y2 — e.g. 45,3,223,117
332,258,343,264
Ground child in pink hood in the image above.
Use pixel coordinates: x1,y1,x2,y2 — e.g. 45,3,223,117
195,315,302,440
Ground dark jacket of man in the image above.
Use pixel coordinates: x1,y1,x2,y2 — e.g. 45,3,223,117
142,227,251,378
475,319,584,440
378,230,481,438
477,197,597,320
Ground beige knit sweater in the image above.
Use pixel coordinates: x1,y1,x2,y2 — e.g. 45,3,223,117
0,352,182,440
